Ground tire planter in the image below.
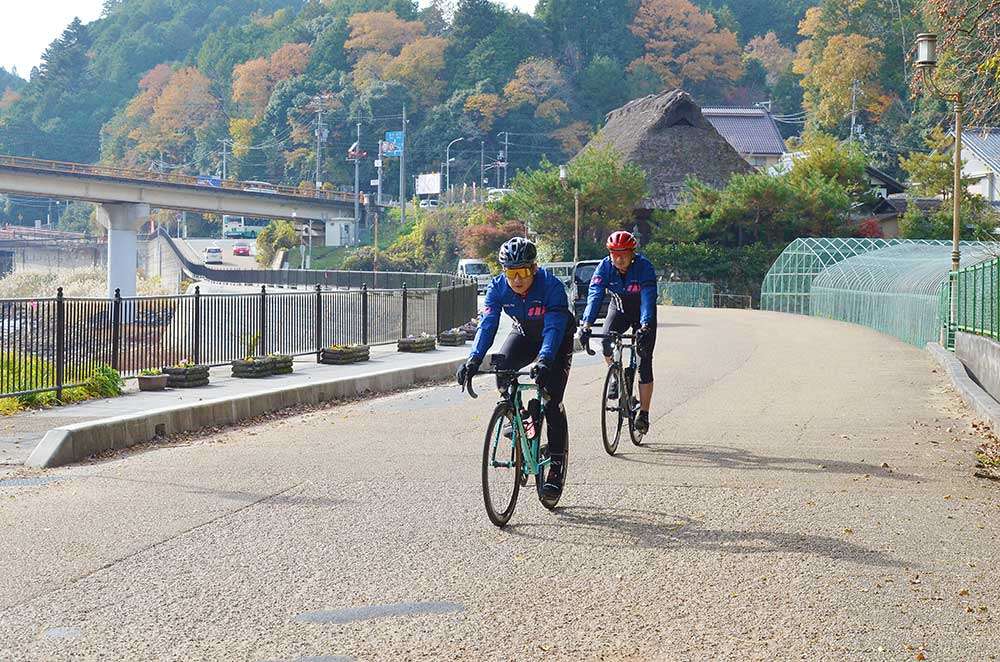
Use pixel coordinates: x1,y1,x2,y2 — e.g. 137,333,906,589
232,358,274,378
437,329,466,347
398,336,436,353
320,345,370,365
162,365,210,388
270,354,294,375
137,374,169,391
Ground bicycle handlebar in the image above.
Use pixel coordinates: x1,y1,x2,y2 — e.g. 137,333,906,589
462,367,545,400
579,330,634,356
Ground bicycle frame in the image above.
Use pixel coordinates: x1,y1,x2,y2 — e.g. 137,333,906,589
466,368,550,478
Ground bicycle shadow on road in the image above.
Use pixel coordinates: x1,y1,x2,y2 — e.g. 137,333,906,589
508,506,908,568
613,444,921,482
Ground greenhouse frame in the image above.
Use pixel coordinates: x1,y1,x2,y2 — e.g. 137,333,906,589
760,238,999,347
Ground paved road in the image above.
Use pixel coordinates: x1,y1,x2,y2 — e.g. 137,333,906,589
1,308,998,660
183,238,258,268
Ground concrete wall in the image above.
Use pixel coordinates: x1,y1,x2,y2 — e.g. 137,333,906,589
6,241,105,272
139,236,186,293
955,331,1000,401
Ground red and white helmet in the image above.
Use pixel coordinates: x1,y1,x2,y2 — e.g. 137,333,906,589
606,230,638,251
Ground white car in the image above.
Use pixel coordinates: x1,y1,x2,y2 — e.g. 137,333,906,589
203,245,224,265
457,258,492,293
419,198,439,208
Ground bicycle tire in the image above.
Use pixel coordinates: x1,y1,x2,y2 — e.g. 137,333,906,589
482,404,522,527
601,365,623,456
626,364,645,446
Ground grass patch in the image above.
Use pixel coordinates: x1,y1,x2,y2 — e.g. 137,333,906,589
0,352,124,415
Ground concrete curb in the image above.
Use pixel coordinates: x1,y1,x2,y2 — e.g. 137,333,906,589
26,355,465,469
926,342,1000,429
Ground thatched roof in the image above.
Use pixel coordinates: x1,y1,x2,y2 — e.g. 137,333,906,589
582,89,753,210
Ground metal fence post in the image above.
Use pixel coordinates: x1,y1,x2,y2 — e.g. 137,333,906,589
259,285,267,356
315,284,322,362
55,287,65,400
401,281,408,338
111,288,122,371
361,283,369,346
193,285,201,365
436,282,442,334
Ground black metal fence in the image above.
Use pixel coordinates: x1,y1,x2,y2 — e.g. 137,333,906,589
0,281,477,399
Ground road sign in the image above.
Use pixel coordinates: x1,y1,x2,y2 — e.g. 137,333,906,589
370,179,379,186
383,131,403,157
196,175,221,188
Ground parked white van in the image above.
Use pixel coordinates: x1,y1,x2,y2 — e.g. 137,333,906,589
457,259,493,293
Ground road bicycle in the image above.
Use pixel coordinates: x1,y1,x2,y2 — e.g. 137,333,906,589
462,355,567,527
583,331,645,455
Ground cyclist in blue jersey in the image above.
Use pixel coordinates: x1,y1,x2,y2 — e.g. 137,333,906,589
457,237,576,507
578,231,658,434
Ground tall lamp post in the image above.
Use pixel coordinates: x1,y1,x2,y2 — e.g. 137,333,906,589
559,165,580,262
446,137,464,205
914,32,964,341
914,33,963,273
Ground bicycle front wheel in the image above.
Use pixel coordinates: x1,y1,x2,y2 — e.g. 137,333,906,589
601,365,623,456
482,404,522,527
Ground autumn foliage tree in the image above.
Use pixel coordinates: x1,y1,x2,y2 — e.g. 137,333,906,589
344,11,446,108
628,0,742,95
921,0,1000,123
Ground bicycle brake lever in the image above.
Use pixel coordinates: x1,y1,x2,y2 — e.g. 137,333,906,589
465,374,478,399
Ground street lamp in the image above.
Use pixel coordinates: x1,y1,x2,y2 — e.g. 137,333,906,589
914,33,963,273
914,32,964,342
559,164,580,262
446,137,464,205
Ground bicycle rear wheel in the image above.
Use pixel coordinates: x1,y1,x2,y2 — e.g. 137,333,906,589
482,404,522,527
626,365,645,446
601,365,623,456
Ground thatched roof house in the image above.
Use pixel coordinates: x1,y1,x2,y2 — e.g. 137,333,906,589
581,89,753,212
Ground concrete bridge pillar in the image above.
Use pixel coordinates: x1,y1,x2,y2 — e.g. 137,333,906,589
98,203,149,298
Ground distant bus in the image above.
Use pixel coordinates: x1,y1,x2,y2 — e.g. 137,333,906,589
242,180,278,194
222,215,271,239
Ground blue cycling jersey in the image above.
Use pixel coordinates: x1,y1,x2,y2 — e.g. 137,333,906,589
583,254,658,326
470,268,572,362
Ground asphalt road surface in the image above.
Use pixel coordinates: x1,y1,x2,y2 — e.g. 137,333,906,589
183,238,259,268
1,308,998,661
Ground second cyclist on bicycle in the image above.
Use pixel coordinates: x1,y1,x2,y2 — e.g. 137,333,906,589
457,237,576,507
579,231,658,434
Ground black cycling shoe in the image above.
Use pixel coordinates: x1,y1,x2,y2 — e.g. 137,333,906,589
539,456,565,509
635,411,650,434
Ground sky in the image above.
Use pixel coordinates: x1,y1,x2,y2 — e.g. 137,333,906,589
0,0,538,79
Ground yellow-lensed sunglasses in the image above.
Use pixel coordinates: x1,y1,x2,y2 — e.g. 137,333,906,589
503,266,533,279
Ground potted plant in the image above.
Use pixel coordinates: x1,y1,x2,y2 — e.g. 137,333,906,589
137,368,168,392
162,360,210,388
398,333,436,353
437,327,466,346
270,353,294,375
231,355,274,378
320,343,370,365
460,317,478,338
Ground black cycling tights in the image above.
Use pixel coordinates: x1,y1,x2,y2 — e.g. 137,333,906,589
494,330,573,457
600,305,656,384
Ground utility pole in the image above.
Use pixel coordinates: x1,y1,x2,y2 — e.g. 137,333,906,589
314,106,327,189
480,140,485,197
849,80,859,143
376,138,383,206
400,105,407,226
218,140,228,179
354,122,361,224
496,131,509,187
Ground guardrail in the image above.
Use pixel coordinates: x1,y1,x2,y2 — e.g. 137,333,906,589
0,154,355,203
0,281,477,399
156,228,471,289
945,257,1000,348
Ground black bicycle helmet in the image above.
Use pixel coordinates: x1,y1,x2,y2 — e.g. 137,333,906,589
498,237,537,268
